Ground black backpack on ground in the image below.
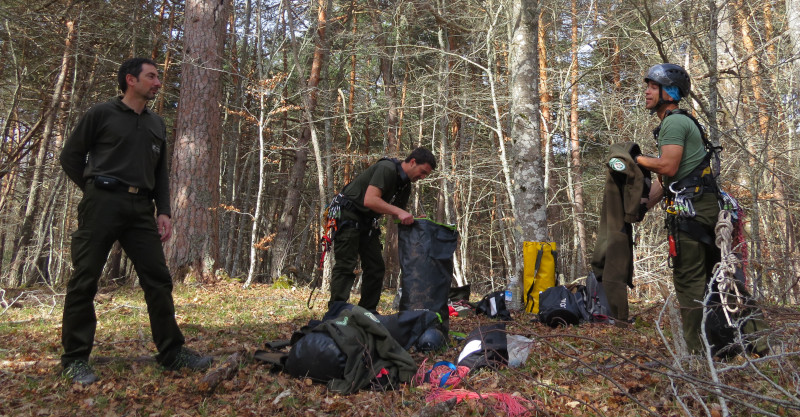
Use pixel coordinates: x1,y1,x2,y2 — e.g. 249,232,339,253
537,286,582,327
583,271,612,323
705,278,769,358
474,290,511,320
456,323,508,370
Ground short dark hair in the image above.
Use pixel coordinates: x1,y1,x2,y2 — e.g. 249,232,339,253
118,58,158,93
405,147,437,170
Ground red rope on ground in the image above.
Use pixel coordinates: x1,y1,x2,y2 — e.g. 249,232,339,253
426,388,540,417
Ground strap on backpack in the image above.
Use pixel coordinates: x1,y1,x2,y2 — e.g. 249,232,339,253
525,248,545,311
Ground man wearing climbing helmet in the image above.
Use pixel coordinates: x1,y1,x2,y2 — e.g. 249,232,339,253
634,63,721,354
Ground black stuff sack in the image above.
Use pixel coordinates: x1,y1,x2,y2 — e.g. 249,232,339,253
474,290,511,320
287,306,416,394
456,323,508,370
449,285,471,303
285,332,347,382
398,219,459,332
538,286,582,327
376,309,442,351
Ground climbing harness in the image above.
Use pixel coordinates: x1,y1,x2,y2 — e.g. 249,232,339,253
657,109,725,266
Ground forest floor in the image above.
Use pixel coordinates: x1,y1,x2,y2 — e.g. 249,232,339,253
1,279,799,417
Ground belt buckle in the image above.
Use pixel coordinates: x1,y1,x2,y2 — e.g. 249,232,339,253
128,186,139,194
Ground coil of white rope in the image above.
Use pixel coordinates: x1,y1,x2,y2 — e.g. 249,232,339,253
711,209,744,325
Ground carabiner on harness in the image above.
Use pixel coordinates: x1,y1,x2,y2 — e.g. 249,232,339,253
719,191,740,220
668,182,685,195
667,182,696,218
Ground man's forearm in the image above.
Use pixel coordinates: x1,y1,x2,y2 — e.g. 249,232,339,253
364,194,405,217
59,152,87,189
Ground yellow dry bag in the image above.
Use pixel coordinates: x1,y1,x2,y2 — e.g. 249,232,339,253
522,242,558,313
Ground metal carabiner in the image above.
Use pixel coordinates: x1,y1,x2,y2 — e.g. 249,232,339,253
668,182,686,195
720,191,739,212
682,198,696,218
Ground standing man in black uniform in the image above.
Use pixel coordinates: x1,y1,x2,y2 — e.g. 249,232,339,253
635,63,720,353
328,147,436,311
59,58,212,385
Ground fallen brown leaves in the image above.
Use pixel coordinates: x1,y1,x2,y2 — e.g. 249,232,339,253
1,281,799,416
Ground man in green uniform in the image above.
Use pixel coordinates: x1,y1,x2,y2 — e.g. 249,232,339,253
635,63,720,353
328,148,436,311
59,58,212,385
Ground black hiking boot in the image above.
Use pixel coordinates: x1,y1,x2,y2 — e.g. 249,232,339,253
63,360,98,386
165,348,213,371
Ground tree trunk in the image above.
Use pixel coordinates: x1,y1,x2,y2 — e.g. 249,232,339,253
509,0,545,276
371,2,401,287
168,0,229,282
9,21,74,285
569,0,587,272
786,0,800,303
270,0,329,280
537,10,553,199
734,0,785,298
223,0,253,275
343,0,358,186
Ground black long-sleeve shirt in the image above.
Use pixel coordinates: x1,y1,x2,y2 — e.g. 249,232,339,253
60,97,171,217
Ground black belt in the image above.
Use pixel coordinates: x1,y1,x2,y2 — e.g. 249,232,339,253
88,176,150,195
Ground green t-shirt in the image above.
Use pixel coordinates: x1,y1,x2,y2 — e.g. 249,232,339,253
657,113,705,184
340,159,410,220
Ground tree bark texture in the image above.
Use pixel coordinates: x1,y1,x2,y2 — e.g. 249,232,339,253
569,0,587,271
168,0,229,282
509,0,546,270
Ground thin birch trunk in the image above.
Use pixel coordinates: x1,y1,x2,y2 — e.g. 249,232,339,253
509,0,545,275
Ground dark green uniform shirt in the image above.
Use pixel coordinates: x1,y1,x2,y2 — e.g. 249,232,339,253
60,97,171,217
340,159,410,221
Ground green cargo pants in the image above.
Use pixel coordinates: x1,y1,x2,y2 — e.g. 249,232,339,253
671,192,720,354
329,223,385,311
61,182,185,367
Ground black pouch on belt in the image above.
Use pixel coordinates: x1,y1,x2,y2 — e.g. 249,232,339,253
93,175,121,190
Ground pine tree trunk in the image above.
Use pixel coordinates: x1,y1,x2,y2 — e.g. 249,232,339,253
168,0,229,282
569,0,587,272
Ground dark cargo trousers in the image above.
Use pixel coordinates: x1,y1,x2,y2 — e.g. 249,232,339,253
329,225,385,311
61,182,184,367
671,192,719,354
